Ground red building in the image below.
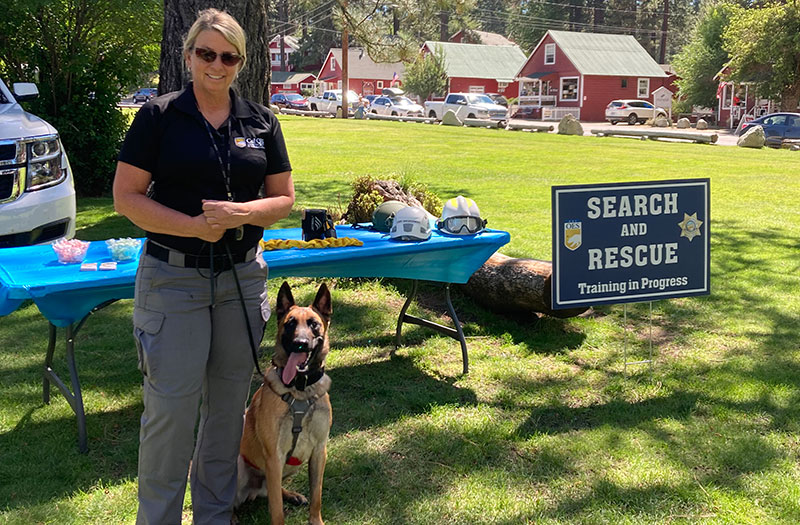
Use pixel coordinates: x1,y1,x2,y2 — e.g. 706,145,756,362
269,35,299,72
515,30,673,121
316,48,405,96
421,41,527,99
270,71,317,96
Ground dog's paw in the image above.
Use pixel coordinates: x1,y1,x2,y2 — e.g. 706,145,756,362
282,488,308,506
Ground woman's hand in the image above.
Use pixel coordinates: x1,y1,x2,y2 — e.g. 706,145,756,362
201,199,248,231
192,213,226,242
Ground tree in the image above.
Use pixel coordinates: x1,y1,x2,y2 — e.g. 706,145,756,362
402,47,449,101
0,0,162,195
724,1,800,111
160,0,271,105
672,1,738,111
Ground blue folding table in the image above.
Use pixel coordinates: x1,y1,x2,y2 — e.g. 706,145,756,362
0,225,509,452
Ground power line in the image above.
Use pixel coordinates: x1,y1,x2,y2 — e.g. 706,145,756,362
472,7,669,36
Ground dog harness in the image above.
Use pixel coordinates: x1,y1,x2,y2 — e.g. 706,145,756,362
282,392,314,466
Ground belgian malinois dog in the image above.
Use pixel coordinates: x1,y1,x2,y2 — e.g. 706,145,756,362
235,281,332,525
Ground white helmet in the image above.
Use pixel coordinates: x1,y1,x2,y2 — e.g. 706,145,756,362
390,206,432,241
437,196,487,235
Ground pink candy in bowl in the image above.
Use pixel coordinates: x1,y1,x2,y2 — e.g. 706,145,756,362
52,238,90,264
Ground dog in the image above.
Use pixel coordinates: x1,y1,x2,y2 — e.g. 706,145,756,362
235,281,333,525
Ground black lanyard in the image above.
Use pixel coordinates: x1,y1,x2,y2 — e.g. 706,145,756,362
201,115,244,241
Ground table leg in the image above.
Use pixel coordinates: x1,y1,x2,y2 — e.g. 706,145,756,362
394,281,470,374
40,300,117,454
42,323,88,453
43,323,57,404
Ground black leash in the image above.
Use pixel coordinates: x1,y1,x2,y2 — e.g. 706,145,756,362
224,241,264,378
197,102,261,377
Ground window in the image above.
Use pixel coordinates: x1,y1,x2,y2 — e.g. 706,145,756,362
763,115,786,126
721,84,731,109
497,81,509,93
637,78,649,98
377,80,384,89
336,80,342,89
621,78,627,89
560,77,578,101
545,43,556,65
331,58,336,71
300,83,313,91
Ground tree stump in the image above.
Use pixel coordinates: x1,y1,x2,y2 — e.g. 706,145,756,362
460,252,589,318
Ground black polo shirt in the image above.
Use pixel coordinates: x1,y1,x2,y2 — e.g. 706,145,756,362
118,83,292,256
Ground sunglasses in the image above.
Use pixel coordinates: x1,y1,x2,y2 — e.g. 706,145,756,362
193,46,242,67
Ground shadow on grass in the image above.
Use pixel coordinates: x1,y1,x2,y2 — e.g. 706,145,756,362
516,390,700,437
327,354,478,437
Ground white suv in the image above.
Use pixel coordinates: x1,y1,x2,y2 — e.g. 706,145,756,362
0,79,76,247
605,99,667,125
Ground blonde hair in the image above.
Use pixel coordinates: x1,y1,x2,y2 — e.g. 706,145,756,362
183,8,247,72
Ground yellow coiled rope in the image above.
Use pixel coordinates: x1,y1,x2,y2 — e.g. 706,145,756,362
260,237,364,251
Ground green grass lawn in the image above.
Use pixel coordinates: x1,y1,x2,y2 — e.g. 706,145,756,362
2,116,799,524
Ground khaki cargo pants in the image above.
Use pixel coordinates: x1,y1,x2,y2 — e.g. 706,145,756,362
133,248,270,525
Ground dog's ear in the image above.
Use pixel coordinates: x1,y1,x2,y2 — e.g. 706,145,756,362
276,281,295,321
312,283,332,324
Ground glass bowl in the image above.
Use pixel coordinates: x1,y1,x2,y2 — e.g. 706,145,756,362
105,238,142,262
53,239,90,264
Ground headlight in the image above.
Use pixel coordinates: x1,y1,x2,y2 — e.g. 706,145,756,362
26,136,66,191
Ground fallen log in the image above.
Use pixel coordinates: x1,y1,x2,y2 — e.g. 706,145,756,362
365,113,436,124
460,252,589,318
463,118,504,128
277,108,334,117
591,128,718,144
506,120,554,132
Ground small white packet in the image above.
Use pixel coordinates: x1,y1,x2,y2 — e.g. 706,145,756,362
99,262,117,271
80,263,98,271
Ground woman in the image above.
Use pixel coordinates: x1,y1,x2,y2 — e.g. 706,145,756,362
113,9,294,524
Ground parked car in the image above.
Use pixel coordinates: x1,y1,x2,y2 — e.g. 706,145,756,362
605,99,667,125
737,112,800,147
0,79,76,247
425,93,508,122
133,88,157,103
363,94,380,107
270,92,310,110
369,95,424,117
308,89,360,116
485,93,509,107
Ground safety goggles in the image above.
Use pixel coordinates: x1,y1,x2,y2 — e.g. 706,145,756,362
194,46,242,67
436,215,487,234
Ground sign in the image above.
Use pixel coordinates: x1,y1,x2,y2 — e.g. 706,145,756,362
652,86,673,109
552,179,710,309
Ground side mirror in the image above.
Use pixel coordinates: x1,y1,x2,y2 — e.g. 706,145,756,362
12,82,39,102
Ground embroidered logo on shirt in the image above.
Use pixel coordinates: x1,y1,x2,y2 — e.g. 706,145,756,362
234,137,265,150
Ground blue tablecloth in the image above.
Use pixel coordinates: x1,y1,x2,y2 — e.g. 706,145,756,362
0,226,509,327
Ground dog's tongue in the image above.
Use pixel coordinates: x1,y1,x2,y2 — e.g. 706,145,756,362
282,352,308,385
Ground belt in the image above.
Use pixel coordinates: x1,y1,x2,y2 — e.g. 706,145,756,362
145,241,257,270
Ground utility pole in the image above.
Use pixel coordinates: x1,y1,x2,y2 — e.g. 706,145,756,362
341,0,349,118
659,0,669,64
280,0,287,71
